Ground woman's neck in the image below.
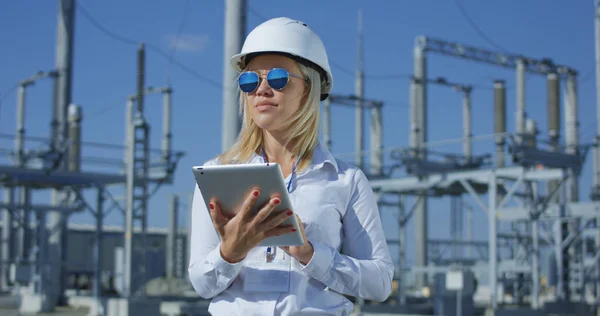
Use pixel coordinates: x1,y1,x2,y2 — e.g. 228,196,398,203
262,132,296,173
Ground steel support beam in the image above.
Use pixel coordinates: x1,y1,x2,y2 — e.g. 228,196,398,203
498,202,600,221
415,35,576,77
0,203,80,213
370,166,564,193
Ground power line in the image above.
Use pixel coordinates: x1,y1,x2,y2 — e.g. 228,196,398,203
72,1,222,122
86,94,132,119
454,0,598,86
247,6,267,22
0,84,20,133
454,0,510,53
364,73,411,80
0,84,20,104
167,0,191,84
328,60,355,77
76,2,137,46
76,1,221,89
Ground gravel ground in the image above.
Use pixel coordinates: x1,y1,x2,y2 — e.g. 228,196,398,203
0,306,90,316
0,295,89,316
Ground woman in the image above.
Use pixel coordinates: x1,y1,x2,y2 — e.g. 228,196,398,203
188,17,394,315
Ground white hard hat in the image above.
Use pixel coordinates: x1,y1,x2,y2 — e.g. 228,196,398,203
230,17,333,101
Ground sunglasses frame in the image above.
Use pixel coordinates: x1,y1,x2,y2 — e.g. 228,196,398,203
238,68,304,93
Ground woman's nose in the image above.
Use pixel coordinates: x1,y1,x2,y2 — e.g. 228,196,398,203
255,74,273,96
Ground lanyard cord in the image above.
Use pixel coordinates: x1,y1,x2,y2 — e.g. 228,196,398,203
260,146,300,194
261,145,300,262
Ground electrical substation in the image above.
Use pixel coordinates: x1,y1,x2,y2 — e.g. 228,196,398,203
1,0,600,315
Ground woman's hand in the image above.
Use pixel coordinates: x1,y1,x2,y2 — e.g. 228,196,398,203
281,214,314,265
209,189,296,263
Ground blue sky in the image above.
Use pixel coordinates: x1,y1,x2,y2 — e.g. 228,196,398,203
0,1,597,268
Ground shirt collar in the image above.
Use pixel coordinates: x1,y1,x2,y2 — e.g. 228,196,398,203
304,141,338,174
249,141,338,174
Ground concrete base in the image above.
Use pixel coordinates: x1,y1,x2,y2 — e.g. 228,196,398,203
64,295,105,316
19,293,43,313
105,298,162,316
160,300,210,316
86,297,106,316
72,296,163,316
19,292,53,313
494,307,545,316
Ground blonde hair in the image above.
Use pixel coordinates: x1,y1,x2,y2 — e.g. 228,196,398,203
217,59,322,172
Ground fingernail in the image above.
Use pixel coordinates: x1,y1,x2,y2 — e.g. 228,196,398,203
291,228,297,232
253,190,259,197
209,203,214,210
287,210,293,216
273,198,280,205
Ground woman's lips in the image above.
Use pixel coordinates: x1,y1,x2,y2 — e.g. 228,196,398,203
255,101,277,111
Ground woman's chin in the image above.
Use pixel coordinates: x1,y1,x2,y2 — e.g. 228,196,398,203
254,122,289,137
252,116,278,130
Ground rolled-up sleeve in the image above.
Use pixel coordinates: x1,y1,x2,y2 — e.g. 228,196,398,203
188,167,244,299
300,168,394,302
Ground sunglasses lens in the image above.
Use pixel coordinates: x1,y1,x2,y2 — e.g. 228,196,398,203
239,72,259,93
267,68,289,90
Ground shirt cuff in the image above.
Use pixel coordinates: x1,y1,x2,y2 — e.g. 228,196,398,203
299,241,334,282
205,243,244,280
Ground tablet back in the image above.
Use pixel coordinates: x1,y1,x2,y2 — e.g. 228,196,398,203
192,163,304,247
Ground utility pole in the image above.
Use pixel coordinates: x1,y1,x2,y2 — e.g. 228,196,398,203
355,9,365,314
166,194,179,279
593,0,600,304
547,72,561,204
222,0,246,151
49,0,75,309
355,9,364,171
461,86,472,162
515,59,527,144
413,40,428,290
494,80,506,169
124,43,150,298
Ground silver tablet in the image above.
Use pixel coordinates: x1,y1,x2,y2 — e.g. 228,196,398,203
192,162,304,247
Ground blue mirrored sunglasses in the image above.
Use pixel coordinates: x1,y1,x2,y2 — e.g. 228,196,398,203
238,68,303,93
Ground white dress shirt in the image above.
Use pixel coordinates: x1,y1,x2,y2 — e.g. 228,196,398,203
188,142,394,315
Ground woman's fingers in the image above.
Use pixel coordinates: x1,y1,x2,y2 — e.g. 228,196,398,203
238,189,260,220
264,225,296,238
261,209,294,231
293,214,307,237
251,197,280,226
209,201,227,237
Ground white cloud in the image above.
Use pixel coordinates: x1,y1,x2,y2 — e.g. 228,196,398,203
163,33,209,53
